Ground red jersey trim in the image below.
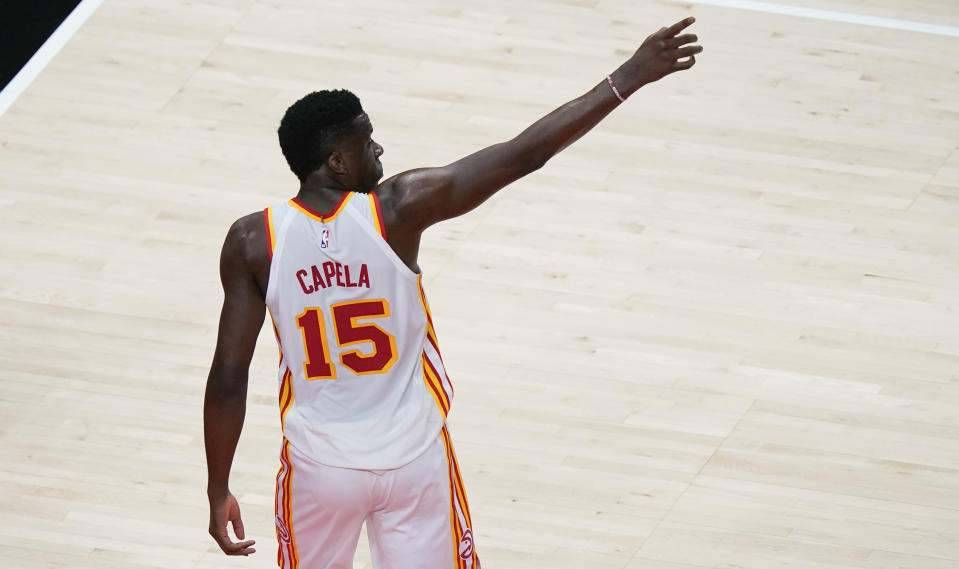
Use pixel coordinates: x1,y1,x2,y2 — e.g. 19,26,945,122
369,192,387,240
289,192,352,222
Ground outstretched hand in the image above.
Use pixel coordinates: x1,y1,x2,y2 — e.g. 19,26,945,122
614,17,703,95
209,492,256,556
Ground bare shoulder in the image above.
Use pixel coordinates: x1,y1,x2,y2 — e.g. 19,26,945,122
374,170,414,213
221,211,270,291
225,211,267,257
374,168,448,231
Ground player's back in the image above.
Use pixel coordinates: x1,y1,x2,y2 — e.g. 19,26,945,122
264,191,453,469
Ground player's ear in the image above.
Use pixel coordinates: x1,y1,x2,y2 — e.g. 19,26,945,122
328,151,349,175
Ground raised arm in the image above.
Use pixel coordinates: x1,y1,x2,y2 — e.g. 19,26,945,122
204,216,268,557
386,17,701,229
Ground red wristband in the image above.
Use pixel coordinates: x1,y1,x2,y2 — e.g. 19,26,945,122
606,74,626,103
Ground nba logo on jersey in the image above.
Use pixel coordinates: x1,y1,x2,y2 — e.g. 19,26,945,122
320,228,330,248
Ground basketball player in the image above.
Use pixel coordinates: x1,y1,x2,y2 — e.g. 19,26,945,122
204,17,701,569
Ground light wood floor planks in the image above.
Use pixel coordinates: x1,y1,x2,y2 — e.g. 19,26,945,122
1,1,958,568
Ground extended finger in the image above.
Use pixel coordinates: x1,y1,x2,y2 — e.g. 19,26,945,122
218,535,257,556
671,45,703,59
211,527,256,555
672,55,696,71
660,17,696,38
227,541,256,556
666,34,698,48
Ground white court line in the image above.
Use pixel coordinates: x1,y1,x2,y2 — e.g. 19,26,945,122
0,0,953,121
0,0,105,119
683,0,959,37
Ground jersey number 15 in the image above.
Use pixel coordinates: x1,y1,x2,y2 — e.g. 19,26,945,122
295,299,398,379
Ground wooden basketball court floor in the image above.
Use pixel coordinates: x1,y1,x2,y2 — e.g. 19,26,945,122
1,0,957,567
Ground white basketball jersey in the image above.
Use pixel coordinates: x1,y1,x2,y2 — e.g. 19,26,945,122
263,192,453,469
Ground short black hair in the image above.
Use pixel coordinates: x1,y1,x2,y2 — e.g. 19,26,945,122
278,89,364,180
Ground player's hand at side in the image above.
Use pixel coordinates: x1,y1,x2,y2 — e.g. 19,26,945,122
615,17,702,94
209,491,256,556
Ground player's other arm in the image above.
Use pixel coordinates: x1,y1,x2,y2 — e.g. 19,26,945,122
204,216,267,556
388,17,702,228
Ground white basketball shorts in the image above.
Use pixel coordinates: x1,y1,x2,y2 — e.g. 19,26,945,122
274,425,478,569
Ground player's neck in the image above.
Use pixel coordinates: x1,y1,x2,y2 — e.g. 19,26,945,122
296,172,353,213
